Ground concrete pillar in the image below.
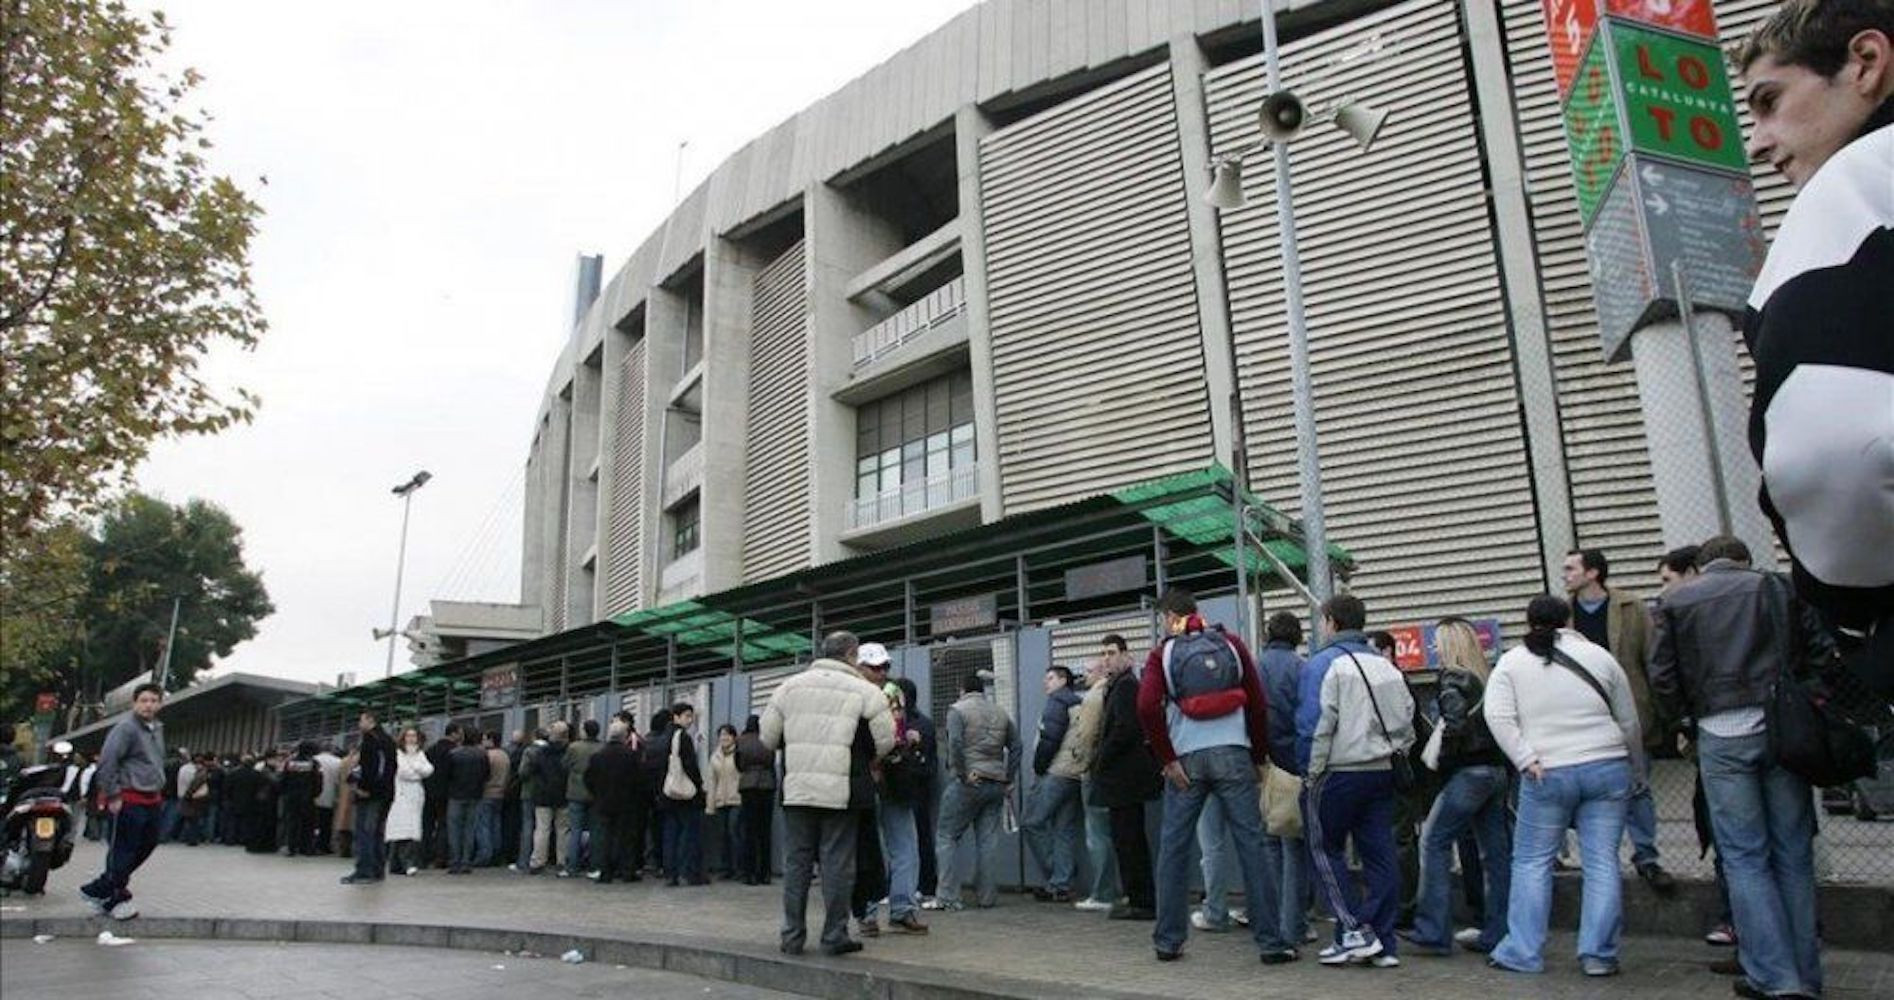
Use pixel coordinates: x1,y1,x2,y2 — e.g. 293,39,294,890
1460,0,1576,588
700,238,765,592
805,183,906,564
519,436,546,625
644,285,689,606
1630,313,1776,561
954,104,1005,522
565,351,602,625
541,390,572,631
593,321,632,620
1168,34,1237,463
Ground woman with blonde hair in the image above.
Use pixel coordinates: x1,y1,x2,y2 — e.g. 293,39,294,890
1407,617,1511,956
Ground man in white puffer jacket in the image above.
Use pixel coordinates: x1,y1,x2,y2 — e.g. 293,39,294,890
762,631,896,957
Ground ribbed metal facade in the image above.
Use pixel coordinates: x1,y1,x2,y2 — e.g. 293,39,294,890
979,63,1213,513
1048,611,1153,672
1210,0,1545,629
741,240,812,583
604,339,647,616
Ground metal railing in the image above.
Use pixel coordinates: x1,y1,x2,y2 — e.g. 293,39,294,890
850,276,967,368
847,462,980,531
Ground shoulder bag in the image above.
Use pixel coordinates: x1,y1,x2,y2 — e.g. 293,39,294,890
1345,652,1415,792
663,729,698,801
1760,574,1876,788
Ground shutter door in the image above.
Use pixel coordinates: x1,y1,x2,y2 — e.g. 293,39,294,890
1208,0,1545,631
979,63,1213,514
604,340,647,616
742,240,812,583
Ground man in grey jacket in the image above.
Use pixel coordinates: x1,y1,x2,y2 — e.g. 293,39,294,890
931,670,1020,910
80,683,167,920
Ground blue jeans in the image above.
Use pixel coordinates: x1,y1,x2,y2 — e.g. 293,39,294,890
1022,774,1083,892
351,798,388,879
661,808,703,880
1491,757,1630,973
446,798,479,868
82,801,162,905
1413,764,1512,951
866,799,921,921
1082,784,1121,903
1699,730,1822,996
935,779,1004,906
1196,794,1239,926
1155,746,1293,954
1306,769,1399,953
1261,831,1311,943
1625,755,1660,868
564,801,592,873
473,799,501,865
515,800,536,869
714,805,741,875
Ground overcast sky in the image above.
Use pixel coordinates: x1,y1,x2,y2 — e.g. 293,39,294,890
133,0,979,687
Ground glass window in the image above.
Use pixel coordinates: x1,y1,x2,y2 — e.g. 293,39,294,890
671,501,700,559
879,448,901,492
855,370,978,498
926,431,949,478
951,423,975,467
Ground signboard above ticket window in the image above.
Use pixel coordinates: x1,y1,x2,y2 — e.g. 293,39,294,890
930,593,998,636
480,664,520,710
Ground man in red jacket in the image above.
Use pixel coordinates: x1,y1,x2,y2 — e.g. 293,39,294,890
1136,588,1296,965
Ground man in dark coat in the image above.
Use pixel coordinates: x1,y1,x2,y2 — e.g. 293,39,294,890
585,720,647,883
422,725,458,867
279,742,323,856
893,677,938,899
342,710,398,884
1091,637,1160,921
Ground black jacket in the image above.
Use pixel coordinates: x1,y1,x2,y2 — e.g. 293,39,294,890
735,733,776,792
1089,670,1161,808
280,756,321,805
446,744,490,800
423,739,454,798
1033,686,1082,776
356,727,397,802
1435,669,1506,774
584,741,645,817
531,741,569,808
1651,562,1835,724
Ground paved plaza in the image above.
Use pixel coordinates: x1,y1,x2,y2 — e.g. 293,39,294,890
4,842,1891,998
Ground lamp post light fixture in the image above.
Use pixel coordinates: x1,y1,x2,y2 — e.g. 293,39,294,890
1205,4,1390,637
381,470,432,678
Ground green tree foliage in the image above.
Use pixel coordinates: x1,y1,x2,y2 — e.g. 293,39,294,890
0,492,272,719
1,0,266,539
0,516,87,710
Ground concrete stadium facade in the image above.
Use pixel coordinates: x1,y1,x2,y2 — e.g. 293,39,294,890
517,0,1791,642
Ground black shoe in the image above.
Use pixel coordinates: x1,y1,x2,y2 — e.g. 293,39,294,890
821,940,864,956
1710,958,1745,976
1732,981,1769,1000
1260,949,1299,965
1155,948,1184,962
780,942,804,956
1638,862,1678,896
1109,905,1156,921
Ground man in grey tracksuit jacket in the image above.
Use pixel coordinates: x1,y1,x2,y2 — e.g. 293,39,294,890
81,684,168,918
934,671,1021,908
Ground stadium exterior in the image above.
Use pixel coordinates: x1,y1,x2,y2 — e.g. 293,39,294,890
279,0,1792,746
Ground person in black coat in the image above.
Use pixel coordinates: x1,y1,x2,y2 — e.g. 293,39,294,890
652,703,707,886
1090,651,1161,919
639,710,674,874
279,742,323,856
422,725,459,867
891,678,938,898
585,720,647,883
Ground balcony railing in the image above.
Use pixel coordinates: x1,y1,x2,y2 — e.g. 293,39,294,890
662,441,704,509
851,276,967,368
847,462,980,531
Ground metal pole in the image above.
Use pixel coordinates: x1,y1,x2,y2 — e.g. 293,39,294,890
1229,393,1250,649
1260,0,1332,640
155,596,182,689
1673,260,1733,536
385,489,415,679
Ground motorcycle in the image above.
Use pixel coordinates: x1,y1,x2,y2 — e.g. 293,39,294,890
1,741,78,895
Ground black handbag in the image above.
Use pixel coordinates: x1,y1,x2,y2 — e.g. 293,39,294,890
1346,652,1416,792
1763,575,1876,787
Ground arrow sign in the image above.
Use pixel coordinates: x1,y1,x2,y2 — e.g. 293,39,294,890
1645,190,1670,215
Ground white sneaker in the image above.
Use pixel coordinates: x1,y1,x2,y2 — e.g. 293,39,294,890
1191,910,1229,932
1073,897,1114,912
1454,927,1483,946
107,901,139,921
1230,907,1249,927
1370,955,1401,968
1317,929,1382,965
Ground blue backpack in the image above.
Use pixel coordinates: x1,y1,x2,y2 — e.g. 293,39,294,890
1162,627,1248,719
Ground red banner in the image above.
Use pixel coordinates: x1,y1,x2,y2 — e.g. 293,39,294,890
1542,0,1602,96
1607,0,1717,40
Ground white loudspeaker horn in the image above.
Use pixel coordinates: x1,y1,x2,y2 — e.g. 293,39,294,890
1332,100,1389,151
1204,159,1246,210
1257,91,1306,143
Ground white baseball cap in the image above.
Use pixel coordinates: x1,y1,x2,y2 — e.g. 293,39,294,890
857,642,891,668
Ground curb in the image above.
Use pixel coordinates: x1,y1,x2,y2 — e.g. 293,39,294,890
0,914,1144,1000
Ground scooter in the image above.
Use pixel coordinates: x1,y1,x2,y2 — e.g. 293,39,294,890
0,741,77,895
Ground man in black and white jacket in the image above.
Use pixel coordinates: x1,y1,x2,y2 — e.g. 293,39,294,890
1736,1,1894,698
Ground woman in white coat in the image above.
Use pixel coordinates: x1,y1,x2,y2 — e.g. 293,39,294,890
385,726,434,876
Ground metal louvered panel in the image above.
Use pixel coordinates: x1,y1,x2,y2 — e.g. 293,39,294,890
604,340,647,616
748,662,803,715
1049,611,1153,673
1208,0,1544,632
1499,0,1793,572
979,63,1212,514
741,240,811,583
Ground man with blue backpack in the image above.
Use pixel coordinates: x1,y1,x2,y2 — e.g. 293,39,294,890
1135,588,1298,966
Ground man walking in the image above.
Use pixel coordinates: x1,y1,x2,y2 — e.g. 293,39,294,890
80,684,167,919
1651,536,1830,1000
933,670,1021,911
761,631,895,956
1023,665,1084,902
1137,588,1298,965
1562,549,1676,894
1297,594,1415,966
341,710,397,884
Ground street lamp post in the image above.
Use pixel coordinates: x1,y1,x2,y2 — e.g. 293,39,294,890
381,470,431,678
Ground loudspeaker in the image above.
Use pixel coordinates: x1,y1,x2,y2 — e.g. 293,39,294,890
1257,91,1306,143
1333,100,1389,151
1204,159,1246,210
